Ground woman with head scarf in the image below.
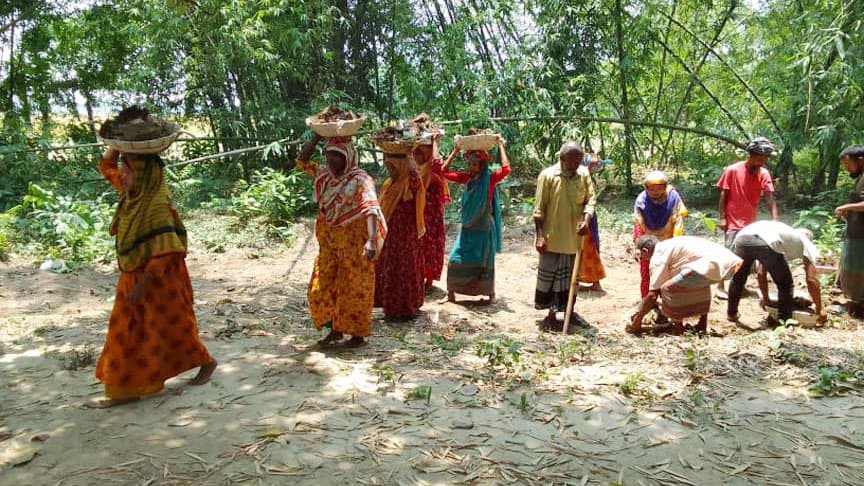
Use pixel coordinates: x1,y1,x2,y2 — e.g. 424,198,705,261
373,150,427,319
438,134,510,304
633,170,688,297
576,154,609,291
92,110,216,408
296,133,387,347
412,131,450,290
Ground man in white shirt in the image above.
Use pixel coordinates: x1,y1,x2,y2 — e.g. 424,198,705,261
630,235,742,335
727,221,826,324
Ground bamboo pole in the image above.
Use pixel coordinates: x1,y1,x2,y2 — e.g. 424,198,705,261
166,137,302,169
659,11,784,139
562,236,586,336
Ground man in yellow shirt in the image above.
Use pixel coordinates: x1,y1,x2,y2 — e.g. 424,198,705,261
533,142,597,330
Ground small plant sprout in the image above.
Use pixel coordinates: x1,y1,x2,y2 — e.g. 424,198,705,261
407,385,433,404
475,337,522,370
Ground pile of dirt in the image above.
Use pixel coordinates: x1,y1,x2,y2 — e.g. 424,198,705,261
374,113,440,142
313,106,360,123
98,106,177,141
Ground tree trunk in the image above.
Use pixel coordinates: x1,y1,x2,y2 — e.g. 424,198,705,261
614,0,634,186
83,91,98,140
650,0,677,156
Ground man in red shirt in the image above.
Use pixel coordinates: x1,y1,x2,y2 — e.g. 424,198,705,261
716,137,779,298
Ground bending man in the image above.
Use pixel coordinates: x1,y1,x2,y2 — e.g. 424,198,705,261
727,221,825,324
630,235,742,335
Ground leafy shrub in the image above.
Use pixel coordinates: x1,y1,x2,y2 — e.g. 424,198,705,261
794,206,845,262
231,168,315,227
4,183,114,264
475,337,522,370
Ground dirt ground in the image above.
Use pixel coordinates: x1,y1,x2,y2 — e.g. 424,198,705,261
2,217,864,486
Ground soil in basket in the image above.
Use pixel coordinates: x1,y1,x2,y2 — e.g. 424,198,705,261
314,106,360,123
99,107,176,141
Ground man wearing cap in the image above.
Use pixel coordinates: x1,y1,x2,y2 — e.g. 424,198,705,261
715,137,779,297
534,142,597,330
727,221,826,325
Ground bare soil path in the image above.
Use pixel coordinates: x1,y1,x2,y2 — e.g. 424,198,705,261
2,218,864,485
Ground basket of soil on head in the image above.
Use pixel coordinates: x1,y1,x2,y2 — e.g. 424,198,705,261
373,127,416,155
455,128,498,151
98,107,182,154
372,113,442,154
306,107,365,137
408,113,442,145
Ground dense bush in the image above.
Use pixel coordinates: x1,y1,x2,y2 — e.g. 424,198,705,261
230,168,316,228
4,183,114,265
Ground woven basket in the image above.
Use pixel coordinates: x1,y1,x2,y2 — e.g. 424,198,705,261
100,124,182,154
306,116,366,137
456,134,498,151
373,137,417,154
416,129,444,145
766,306,820,328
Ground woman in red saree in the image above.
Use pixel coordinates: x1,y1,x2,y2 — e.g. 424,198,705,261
413,134,450,289
374,153,427,319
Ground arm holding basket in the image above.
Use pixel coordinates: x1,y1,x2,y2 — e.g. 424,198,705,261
295,133,324,177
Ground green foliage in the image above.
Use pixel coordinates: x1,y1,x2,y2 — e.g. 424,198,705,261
406,385,432,404
555,336,592,365
372,364,395,386
618,372,645,397
475,338,522,370
4,183,114,264
0,213,12,262
230,168,315,229
809,368,852,397
683,345,703,373
430,333,469,357
794,206,845,261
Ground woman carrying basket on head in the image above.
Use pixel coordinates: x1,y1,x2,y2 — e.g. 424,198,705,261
438,134,510,304
373,148,427,320
92,107,216,408
296,133,386,348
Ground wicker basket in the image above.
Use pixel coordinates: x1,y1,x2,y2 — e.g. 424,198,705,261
100,124,182,154
306,116,366,137
373,137,418,154
455,134,498,151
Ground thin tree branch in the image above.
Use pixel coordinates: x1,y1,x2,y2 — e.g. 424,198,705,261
660,10,783,138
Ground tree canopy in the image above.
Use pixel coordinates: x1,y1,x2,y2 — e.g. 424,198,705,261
2,0,863,197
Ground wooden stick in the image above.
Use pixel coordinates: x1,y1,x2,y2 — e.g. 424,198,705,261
562,235,586,335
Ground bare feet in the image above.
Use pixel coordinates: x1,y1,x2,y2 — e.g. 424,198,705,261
447,290,456,303
425,280,435,291
189,359,217,385
317,330,344,348
85,397,140,409
587,282,603,291
692,316,708,335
